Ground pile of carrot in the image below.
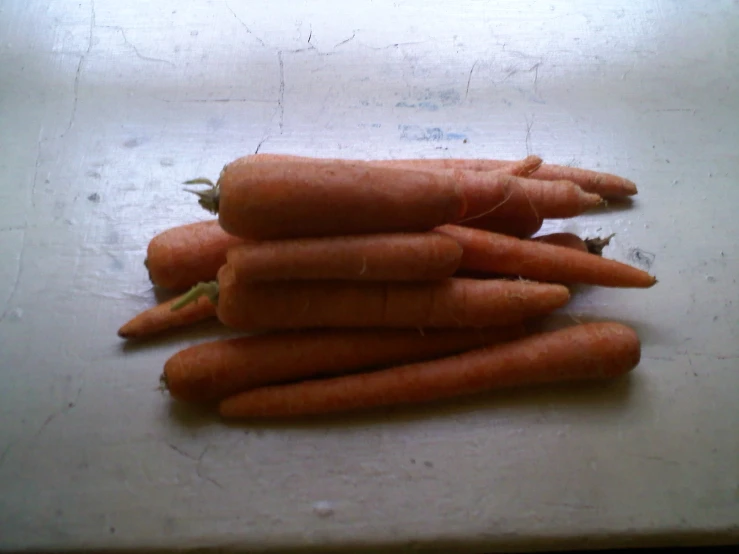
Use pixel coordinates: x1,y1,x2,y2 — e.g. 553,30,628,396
119,153,654,420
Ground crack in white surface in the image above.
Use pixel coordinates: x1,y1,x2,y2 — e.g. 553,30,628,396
465,60,479,100
61,0,95,138
334,31,357,48
277,51,285,132
224,1,266,46
119,28,175,66
0,227,26,322
168,443,223,489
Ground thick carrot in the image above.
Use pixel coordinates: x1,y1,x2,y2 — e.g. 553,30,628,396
251,153,637,197
226,232,462,282
191,159,466,240
190,159,561,240
248,155,597,222
218,321,640,418
145,220,243,290
183,266,570,331
437,225,657,288
117,294,217,339
532,232,589,253
163,326,525,403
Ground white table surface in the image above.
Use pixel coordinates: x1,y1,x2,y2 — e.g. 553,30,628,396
1,0,738,551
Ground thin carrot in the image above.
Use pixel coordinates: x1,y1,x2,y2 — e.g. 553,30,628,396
163,326,525,403
218,321,641,418
251,153,637,197
145,220,243,290
117,294,217,339
226,232,462,282
532,232,589,253
528,164,637,198
175,268,570,331
437,225,657,288
250,153,543,177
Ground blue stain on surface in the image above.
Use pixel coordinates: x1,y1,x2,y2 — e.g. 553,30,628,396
399,125,467,142
417,101,439,111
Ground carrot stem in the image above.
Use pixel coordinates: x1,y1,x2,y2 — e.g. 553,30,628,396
184,178,219,213
171,281,219,311
585,233,615,256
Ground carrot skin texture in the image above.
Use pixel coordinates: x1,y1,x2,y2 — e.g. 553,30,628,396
117,295,217,339
218,322,641,418
226,232,463,282
517,179,602,218
529,164,637,198
146,220,243,290
249,153,540,175
215,266,570,330
164,326,525,403
250,153,636,197
217,159,466,240
437,225,657,288
532,233,589,253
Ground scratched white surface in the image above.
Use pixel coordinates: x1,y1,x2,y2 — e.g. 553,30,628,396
1,0,738,551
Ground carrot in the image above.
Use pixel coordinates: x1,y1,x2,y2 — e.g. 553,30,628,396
248,155,598,223
251,153,637,197
118,294,217,339
189,159,467,240
176,268,570,331
437,225,657,288
145,220,243,290
163,326,525,403
250,153,543,177
532,232,589,253
226,232,462,282
528,164,637,198
188,158,564,240
218,321,640,418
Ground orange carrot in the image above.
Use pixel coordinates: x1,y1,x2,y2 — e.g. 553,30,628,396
250,153,637,197
189,158,560,240
218,321,641,418
226,232,462,282
118,294,217,339
177,267,570,331
532,232,589,253
529,164,637,198
438,225,657,288
190,159,467,240
145,220,243,290
250,153,543,177
163,326,525,403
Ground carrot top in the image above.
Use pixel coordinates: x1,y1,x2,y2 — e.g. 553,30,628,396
171,281,219,310
184,178,220,213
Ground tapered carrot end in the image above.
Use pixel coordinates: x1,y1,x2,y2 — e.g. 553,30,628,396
621,178,638,196
117,323,136,339
583,191,604,210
